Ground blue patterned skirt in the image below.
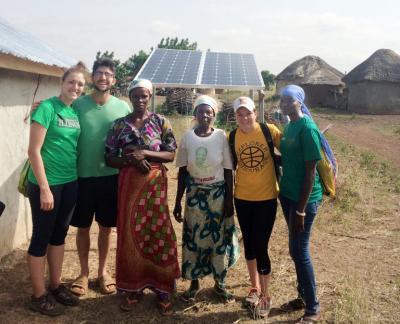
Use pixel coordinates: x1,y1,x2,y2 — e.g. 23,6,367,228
181,178,240,284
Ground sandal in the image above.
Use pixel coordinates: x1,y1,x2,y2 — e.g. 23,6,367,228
50,284,80,306
120,292,143,312
98,274,116,295
157,300,173,316
29,293,64,316
70,275,88,296
213,283,235,304
296,312,321,323
181,281,200,302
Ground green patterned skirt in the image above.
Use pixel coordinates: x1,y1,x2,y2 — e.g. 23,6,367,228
182,178,240,284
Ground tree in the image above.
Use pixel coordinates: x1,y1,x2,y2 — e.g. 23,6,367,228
261,70,276,90
123,50,150,79
158,37,197,50
94,37,198,96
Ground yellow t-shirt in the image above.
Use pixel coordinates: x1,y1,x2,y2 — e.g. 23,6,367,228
233,123,281,201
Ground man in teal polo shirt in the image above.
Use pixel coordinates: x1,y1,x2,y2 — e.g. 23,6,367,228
69,59,131,296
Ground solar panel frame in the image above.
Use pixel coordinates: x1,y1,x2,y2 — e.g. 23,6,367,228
135,48,265,90
135,48,202,88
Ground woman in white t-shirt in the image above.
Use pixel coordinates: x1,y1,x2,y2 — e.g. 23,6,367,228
173,95,240,303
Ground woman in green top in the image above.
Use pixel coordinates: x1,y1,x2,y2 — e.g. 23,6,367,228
278,85,322,323
26,62,86,316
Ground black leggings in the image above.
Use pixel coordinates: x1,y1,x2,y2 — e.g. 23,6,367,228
234,198,277,275
28,180,78,257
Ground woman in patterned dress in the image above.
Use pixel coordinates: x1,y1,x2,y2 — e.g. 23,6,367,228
173,95,240,303
105,79,180,316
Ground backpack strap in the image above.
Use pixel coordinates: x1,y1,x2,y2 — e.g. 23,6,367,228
260,123,281,180
228,128,238,170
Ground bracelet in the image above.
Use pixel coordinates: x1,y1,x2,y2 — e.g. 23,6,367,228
296,210,306,217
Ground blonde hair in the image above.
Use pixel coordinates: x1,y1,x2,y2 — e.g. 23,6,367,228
62,61,89,82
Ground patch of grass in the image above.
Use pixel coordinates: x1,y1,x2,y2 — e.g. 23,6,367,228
334,275,374,323
393,126,400,136
334,181,361,213
394,176,400,193
359,151,375,169
312,107,361,121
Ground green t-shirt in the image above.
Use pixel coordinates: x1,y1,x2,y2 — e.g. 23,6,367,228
279,116,323,203
28,96,80,185
73,95,131,177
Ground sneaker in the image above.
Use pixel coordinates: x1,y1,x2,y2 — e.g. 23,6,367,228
245,287,259,306
50,284,79,306
256,296,272,318
29,293,64,316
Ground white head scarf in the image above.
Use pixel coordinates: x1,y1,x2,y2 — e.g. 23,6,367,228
193,95,219,114
127,78,153,95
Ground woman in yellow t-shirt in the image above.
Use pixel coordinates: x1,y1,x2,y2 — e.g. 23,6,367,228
230,96,281,318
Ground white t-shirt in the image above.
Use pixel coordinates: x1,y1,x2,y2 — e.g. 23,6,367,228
176,128,233,185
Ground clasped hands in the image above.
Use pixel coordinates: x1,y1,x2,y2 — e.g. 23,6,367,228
125,149,152,174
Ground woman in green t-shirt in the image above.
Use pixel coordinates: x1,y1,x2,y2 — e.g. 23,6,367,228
279,85,323,322
26,63,86,316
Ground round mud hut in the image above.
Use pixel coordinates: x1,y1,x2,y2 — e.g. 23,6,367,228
342,49,400,114
276,55,345,109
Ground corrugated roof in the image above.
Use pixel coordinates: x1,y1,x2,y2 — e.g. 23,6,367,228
343,49,400,84
276,55,344,86
0,16,75,68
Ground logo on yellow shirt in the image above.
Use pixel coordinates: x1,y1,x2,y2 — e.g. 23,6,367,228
238,141,269,171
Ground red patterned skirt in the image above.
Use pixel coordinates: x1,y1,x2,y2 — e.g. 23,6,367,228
116,164,180,293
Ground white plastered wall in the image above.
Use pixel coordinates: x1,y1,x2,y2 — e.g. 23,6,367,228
0,67,61,259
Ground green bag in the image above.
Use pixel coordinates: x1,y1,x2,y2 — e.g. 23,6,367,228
18,159,31,197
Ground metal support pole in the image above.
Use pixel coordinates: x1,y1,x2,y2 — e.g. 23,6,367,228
258,90,265,123
152,86,156,113
249,89,254,100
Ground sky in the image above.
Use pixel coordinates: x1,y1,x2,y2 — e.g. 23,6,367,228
1,0,399,74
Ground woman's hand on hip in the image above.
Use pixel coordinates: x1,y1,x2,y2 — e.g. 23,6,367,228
40,187,54,211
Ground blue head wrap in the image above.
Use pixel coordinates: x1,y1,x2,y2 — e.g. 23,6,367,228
280,84,337,175
280,84,313,119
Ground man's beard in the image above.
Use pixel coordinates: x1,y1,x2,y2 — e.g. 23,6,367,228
93,84,111,93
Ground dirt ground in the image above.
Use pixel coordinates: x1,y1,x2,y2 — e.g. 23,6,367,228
314,113,400,169
0,113,399,323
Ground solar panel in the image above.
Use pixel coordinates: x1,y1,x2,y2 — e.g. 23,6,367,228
201,52,264,88
135,48,264,90
137,48,202,87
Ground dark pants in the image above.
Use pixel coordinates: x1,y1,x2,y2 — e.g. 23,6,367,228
28,180,78,257
279,194,321,315
234,198,277,275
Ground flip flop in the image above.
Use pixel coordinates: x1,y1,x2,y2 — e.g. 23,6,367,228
120,292,143,312
70,275,88,296
157,300,173,316
181,286,200,302
98,274,116,295
214,283,235,304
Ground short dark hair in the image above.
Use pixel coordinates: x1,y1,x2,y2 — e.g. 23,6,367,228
92,58,116,76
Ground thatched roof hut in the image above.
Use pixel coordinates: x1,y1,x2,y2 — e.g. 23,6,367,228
276,55,345,109
343,49,400,114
